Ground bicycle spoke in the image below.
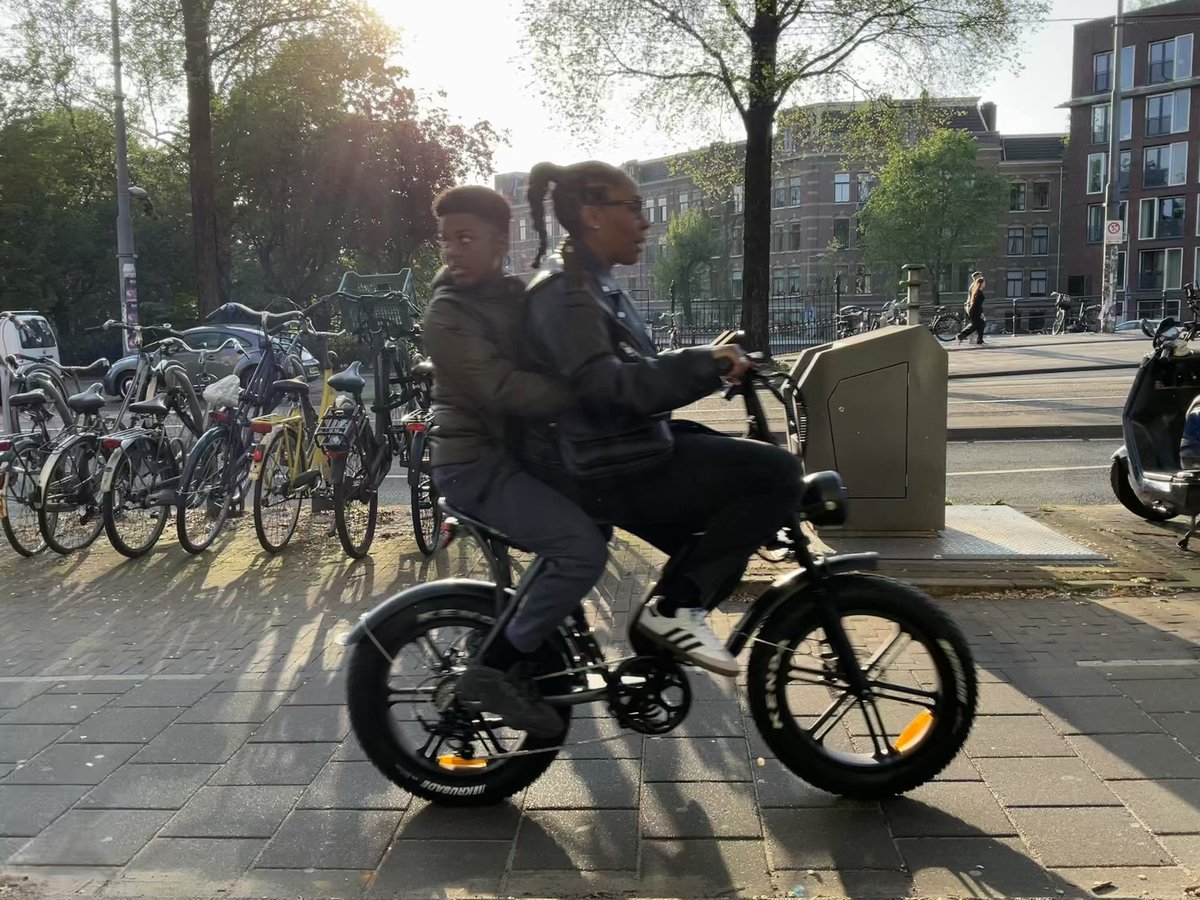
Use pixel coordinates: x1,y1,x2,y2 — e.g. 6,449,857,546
807,687,859,743
857,695,897,759
867,679,938,707
787,663,847,688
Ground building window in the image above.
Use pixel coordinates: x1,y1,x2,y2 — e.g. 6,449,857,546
732,224,743,255
787,266,802,294
518,218,527,241
774,178,787,208
789,178,802,207
834,173,850,203
1117,250,1127,291
1032,226,1049,256
772,268,785,296
733,185,744,213
731,268,743,298
1149,35,1192,85
1120,150,1131,191
773,223,786,253
1094,51,1112,93
789,222,801,251
1030,270,1048,297
1009,182,1027,211
1140,196,1187,239
656,197,666,223
854,266,871,295
832,218,850,248
1121,46,1135,90
1144,142,1188,188
1006,270,1023,298
1087,204,1104,243
1007,227,1025,256
1032,181,1051,210
1087,153,1107,194
857,174,876,204
679,192,690,214
1120,97,1133,141
1139,247,1183,290
1146,90,1190,136
1091,104,1110,144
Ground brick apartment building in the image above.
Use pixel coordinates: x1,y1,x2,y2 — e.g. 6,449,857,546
1063,0,1200,319
494,98,1065,321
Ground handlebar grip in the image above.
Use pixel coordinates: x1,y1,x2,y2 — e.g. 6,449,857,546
715,357,734,376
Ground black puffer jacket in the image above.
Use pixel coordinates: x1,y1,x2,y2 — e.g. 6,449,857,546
520,242,724,471
423,267,572,468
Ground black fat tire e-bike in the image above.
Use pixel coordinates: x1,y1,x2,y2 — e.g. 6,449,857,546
342,337,977,807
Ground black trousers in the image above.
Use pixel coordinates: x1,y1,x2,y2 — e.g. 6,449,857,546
957,307,985,344
534,427,805,610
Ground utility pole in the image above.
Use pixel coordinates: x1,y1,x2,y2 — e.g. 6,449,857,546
1100,0,1125,333
111,0,138,354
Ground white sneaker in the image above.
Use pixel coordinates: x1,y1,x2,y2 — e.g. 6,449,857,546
634,598,739,676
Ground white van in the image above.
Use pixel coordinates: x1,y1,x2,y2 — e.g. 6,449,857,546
0,311,60,365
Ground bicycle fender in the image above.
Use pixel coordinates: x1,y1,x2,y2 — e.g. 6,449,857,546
248,424,284,481
340,579,497,646
100,444,129,493
38,432,89,497
727,553,880,657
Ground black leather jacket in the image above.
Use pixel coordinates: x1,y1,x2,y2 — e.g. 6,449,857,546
519,242,723,470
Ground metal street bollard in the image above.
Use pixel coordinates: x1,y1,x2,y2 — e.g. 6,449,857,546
902,264,927,326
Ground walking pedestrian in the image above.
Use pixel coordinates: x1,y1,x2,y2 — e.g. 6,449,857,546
957,271,987,346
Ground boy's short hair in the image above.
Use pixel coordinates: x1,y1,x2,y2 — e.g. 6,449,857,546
432,186,511,234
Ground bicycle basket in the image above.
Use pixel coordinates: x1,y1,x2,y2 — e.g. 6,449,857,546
337,270,416,336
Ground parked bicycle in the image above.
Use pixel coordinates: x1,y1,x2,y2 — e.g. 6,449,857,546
653,311,684,350
342,331,978,807
835,305,870,339
1051,292,1100,335
177,298,333,554
0,390,60,556
928,305,966,342
316,272,439,559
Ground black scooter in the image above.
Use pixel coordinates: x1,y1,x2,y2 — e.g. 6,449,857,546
1111,282,1200,549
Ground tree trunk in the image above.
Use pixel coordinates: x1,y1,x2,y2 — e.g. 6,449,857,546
182,0,224,318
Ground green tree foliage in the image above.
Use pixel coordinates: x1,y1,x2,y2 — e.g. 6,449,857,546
523,0,1047,354
668,142,742,305
652,208,719,321
856,128,1006,301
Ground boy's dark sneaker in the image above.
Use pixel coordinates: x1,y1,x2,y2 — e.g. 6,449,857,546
456,663,562,739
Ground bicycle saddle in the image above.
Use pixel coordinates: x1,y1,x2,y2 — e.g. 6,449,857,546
61,358,110,378
327,361,366,395
439,498,532,552
66,383,107,414
412,358,435,378
7,389,47,408
270,378,309,396
129,394,171,417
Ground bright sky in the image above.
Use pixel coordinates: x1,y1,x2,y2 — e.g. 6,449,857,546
367,0,1118,178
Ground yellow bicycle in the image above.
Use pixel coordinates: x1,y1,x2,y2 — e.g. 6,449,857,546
247,339,340,553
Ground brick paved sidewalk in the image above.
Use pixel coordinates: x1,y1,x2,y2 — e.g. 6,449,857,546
0,510,1198,899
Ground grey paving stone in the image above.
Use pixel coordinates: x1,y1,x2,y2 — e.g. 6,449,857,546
0,865,117,896
1116,678,1200,712
132,723,258,764
61,707,183,743
974,756,1122,807
513,809,637,871
672,700,745,737
1159,834,1200,871
4,743,139,785
109,837,263,895
256,808,401,869
688,673,741,701
213,673,304,693
526,758,641,809
0,682,51,708
1154,712,1200,755
366,839,508,898
175,691,290,724
231,868,371,899
965,715,1076,757
0,723,70,762
0,693,116,724
558,715,644,759
298,760,410,810
80,764,218,809
1047,866,1197,900
1007,806,1172,867
160,785,303,837
398,798,522,841
930,750,984,782
883,783,1017,837
248,705,350,743
753,763,877,808
0,784,90,836
976,681,1040,715
1004,667,1120,698
9,809,173,865
111,680,218,708
643,736,751,782
0,838,29,862
639,838,775,898
331,734,368,761
773,869,914,900
46,679,138,694
763,807,902,870
208,742,335,785
1109,779,1200,834
641,781,760,838
895,837,1053,900
1066,733,1200,780
503,870,639,899
284,672,347,705
1037,695,1162,735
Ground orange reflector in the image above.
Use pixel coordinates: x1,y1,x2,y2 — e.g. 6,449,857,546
437,755,487,771
892,710,934,754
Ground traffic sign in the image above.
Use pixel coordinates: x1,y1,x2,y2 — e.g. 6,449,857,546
1105,220,1125,244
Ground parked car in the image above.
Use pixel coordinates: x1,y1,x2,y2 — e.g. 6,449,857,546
1115,318,1163,337
103,325,320,397
0,311,60,365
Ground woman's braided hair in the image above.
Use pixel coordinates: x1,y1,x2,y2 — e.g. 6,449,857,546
526,160,630,270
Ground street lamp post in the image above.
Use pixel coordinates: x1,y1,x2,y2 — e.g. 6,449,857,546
111,0,139,354
1100,0,1126,333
